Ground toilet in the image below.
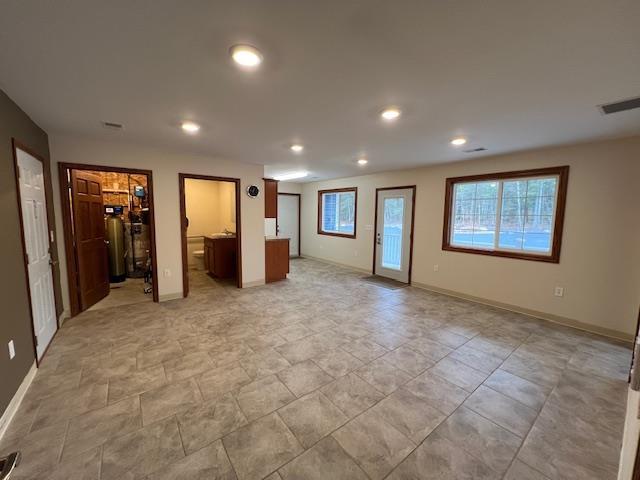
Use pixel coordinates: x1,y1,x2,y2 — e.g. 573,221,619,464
193,249,205,271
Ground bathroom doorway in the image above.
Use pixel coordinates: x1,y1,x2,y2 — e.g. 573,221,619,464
59,163,159,316
179,174,242,297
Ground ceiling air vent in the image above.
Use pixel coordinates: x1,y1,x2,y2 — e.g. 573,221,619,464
600,97,640,115
101,121,124,130
463,147,487,153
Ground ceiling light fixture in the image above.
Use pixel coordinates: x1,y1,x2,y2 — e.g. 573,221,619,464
290,144,304,153
450,137,467,146
274,171,308,181
357,158,368,165
381,107,401,121
181,121,200,134
230,44,263,68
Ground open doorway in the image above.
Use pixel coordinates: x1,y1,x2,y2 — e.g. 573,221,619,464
179,174,242,297
59,163,158,316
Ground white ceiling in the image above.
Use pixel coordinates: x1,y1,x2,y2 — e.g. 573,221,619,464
1,0,639,181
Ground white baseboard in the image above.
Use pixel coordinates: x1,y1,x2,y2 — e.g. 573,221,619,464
0,361,37,441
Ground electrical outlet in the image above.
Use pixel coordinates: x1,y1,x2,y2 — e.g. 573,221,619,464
433,264,439,272
163,269,171,277
554,286,564,297
8,340,15,359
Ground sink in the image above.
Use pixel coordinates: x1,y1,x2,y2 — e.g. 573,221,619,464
209,232,235,238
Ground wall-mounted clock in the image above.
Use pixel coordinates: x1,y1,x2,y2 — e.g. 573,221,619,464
246,185,260,198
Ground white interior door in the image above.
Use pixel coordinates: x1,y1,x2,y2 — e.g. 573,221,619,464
375,188,414,283
17,148,57,360
277,194,300,256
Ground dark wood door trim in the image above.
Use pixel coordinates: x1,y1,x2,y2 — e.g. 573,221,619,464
179,173,243,297
372,186,417,284
58,162,159,317
11,138,61,366
277,192,301,257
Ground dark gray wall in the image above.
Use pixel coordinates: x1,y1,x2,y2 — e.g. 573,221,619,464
0,90,62,416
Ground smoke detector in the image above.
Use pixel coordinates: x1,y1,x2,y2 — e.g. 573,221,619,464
599,97,640,115
463,147,487,153
101,121,124,130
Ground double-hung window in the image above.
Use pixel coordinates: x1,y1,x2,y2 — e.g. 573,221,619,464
317,187,357,238
443,166,569,262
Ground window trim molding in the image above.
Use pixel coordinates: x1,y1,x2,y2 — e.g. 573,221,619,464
442,166,569,263
317,187,358,239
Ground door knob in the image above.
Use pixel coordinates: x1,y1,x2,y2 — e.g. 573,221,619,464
104,240,110,245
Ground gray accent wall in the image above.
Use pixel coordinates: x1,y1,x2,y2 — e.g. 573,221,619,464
0,89,62,416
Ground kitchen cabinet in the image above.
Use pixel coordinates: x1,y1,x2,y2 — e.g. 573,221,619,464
265,238,289,283
264,178,278,218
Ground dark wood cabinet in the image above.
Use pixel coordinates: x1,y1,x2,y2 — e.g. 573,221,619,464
204,236,237,278
265,238,289,283
264,179,278,218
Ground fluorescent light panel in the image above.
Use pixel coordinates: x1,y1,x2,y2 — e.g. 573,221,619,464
274,171,308,181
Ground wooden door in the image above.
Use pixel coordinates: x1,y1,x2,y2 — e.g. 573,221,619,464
71,170,109,309
16,148,57,359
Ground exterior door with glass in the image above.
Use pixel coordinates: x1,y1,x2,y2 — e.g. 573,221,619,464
374,187,414,283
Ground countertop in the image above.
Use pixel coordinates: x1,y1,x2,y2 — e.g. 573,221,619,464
204,234,236,240
265,236,290,241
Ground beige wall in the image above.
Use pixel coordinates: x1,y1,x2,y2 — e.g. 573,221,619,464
184,179,236,236
184,179,237,267
301,136,640,337
50,134,266,309
278,181,303,194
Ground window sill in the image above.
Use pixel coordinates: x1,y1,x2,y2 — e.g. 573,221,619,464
442,244,559,263
318,230,356,239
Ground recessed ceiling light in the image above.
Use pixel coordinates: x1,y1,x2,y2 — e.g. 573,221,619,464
230,44,263,68
381,107,401,121
451,137,467,146
357,158,368,165
181,121,200,134
274,171,308,181
290,144,304,153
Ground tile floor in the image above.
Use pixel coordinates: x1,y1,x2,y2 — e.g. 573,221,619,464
0,258,631,479
87,278,151,311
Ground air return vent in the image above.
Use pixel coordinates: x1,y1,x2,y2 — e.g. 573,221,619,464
600,97,640,115
463,147,487,153
101,121,124,130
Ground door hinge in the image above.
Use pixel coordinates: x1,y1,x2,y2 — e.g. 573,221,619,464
35,335,39,346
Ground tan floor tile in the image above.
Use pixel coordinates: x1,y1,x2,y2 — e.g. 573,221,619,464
140,377,203,425
235,375,295,420
320,373,385,418
62,395,141,459
278,391,347,448
404,371,469,415
372,387,447,443
197,362,252,401
333,409,414,480
312,348,364,377
279,436,368,480
354,358,412,395
430,356,488,392
146,440,235,480
101,417,184,480
434,407,521,475
223,412,303,480
277,360,334,397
